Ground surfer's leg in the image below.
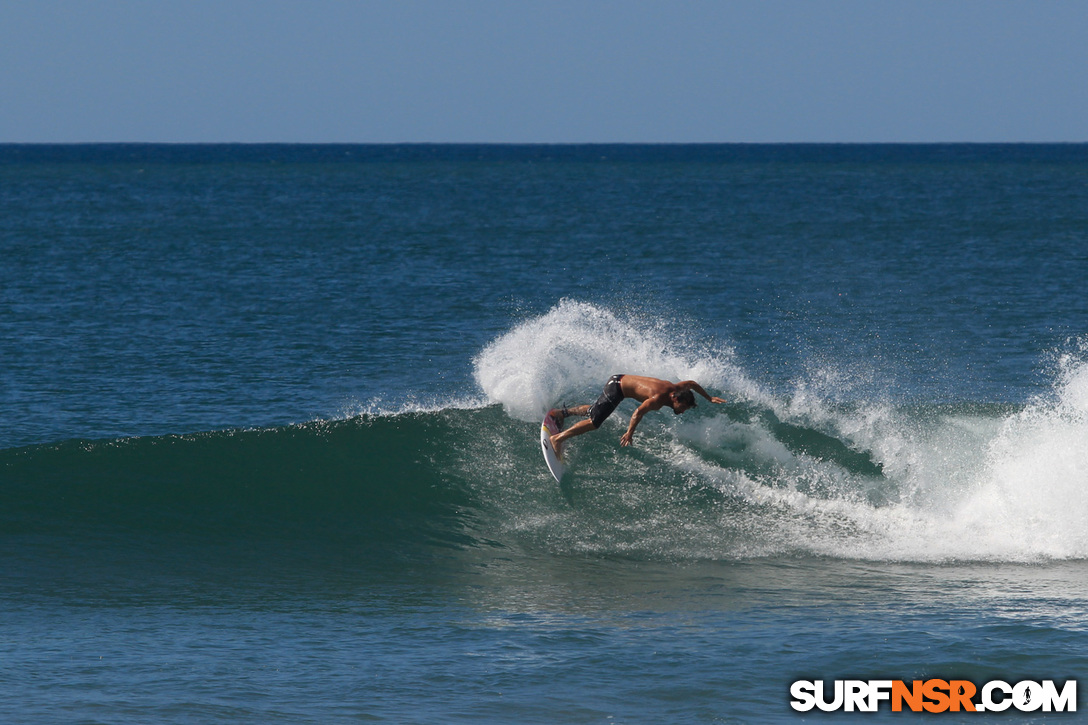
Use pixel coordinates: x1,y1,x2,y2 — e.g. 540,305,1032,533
557,402,591,420
551,417,597,457
550,378,625,455
551,404,590,426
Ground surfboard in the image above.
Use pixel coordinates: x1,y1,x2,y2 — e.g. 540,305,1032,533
540,410,567,483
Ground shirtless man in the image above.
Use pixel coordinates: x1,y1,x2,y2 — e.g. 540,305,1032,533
550,374,726,455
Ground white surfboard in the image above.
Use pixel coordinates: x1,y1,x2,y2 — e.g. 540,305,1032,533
540,411,567,483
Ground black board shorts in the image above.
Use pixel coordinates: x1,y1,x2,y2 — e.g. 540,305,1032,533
589,374,625,428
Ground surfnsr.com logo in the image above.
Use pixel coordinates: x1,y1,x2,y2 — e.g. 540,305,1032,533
790,679,1076,713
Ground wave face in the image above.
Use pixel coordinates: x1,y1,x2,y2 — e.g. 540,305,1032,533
1,414,478,547
6,302,1088,565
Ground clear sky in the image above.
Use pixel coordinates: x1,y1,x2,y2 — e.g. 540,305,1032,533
2,0,1085,143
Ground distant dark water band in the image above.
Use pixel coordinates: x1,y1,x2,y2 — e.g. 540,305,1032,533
3,143,1088,166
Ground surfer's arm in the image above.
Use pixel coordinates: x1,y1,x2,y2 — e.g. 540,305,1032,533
620,398,660,446
677,381,726,404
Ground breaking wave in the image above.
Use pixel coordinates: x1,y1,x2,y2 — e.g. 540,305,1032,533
5,302,1087,565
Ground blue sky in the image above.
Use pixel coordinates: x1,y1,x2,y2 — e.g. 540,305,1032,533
2,1,1085,143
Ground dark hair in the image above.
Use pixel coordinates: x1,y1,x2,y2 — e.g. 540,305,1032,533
675,390,696,407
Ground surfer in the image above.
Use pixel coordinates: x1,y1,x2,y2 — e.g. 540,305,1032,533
549,374,726,454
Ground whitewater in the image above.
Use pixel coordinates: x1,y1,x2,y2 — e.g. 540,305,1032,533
465,300,1088,564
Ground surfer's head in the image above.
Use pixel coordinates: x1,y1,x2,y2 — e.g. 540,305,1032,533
670,390,696,414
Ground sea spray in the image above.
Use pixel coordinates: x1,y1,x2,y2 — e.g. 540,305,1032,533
472,300,756,421
949,355,1088,559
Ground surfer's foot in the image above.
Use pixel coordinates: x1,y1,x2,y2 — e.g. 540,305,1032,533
549,407,567,426
550,434,564,460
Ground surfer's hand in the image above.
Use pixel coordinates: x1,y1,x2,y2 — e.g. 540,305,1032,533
620,432,633,446
709,397,726,404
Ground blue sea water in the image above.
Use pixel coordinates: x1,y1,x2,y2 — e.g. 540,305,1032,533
2,144,1088,722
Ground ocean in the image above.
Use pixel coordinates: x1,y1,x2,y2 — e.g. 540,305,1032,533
2,144,1087,723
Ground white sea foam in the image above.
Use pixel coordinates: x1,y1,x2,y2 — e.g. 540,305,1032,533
940,354,1088,560
686,354,1088,563
339,394,489,419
